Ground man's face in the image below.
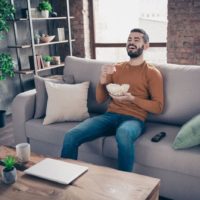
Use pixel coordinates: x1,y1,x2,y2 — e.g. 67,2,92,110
126,32,147,58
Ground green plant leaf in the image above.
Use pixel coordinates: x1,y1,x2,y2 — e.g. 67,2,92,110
42,55,52,62
38,0,52,12
0,53,15,80
3,155,16,171
0,0,15,40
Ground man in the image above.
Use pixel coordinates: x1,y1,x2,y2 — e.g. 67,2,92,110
61,28,164,172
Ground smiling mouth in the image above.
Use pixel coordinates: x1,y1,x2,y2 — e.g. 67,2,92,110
128,45,137,50
128,47,137,51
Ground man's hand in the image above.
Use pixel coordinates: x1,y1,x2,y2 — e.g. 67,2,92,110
100,64,116,85
109,92,135,103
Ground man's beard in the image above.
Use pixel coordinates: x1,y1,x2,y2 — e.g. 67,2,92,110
127,45,144,58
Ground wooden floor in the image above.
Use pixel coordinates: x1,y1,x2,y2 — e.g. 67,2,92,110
0,115,15,147
0,115,172,200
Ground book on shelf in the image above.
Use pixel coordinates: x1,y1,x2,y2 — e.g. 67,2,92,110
37,55,45,69
36,55,41,69
28,56,34,70
39,55,45,69
29,55,44,70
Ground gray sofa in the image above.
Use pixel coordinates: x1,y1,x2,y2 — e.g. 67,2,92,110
12,56,200,200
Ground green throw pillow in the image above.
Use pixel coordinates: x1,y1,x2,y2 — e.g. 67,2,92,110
172,114,200,149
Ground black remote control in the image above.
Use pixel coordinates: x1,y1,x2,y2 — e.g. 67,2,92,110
151,132,166,142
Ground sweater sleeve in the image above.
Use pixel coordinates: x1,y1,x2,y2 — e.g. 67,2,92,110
133,67,164,114
96,74,112,103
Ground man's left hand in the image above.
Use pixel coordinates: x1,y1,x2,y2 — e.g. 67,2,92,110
109,92,135,102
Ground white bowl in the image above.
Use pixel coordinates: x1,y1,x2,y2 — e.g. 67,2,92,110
106,83,130,96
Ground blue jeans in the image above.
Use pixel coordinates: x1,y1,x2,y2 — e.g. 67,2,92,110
61,112,145,172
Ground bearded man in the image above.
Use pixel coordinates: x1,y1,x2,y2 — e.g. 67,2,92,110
61,28,164,172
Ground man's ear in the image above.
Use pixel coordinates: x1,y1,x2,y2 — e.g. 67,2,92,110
144,43,149,50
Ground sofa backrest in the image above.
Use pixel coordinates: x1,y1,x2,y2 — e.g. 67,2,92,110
148,63,200,125
64,56,111,114
64,56,200,125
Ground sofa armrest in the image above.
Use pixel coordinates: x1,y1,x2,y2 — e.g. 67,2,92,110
12,89,36,144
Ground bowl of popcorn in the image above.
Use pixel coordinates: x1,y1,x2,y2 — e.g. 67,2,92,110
106,83,130,96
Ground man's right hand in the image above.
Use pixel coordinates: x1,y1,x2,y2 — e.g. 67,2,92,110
100,64,116,84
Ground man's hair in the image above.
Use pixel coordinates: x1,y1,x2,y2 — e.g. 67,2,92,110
130,28,149,43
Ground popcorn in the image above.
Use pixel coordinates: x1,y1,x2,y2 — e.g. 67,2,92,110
106,83,130,96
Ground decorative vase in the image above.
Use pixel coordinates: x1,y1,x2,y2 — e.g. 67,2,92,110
0,110,6,128
1,167,17,184
34,37,40,44
52,56,61,65
41,10,49,18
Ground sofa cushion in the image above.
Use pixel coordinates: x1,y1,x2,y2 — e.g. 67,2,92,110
172,114,200,149
26,118,79,145
148,63,200,125
62,74,75,84
43,81,90,125
102,122,200,178
25,117,103,155
64,56,110,114
34,76,64,119
34,75,75,119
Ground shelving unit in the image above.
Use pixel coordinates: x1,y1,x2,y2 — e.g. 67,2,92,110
9,0,74,78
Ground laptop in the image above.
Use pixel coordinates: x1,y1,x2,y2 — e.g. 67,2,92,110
24,158,88,184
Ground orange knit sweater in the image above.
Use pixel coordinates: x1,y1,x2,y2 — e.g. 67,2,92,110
96,61,164,121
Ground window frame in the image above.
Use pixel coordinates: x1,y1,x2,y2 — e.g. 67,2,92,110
88,0,167,59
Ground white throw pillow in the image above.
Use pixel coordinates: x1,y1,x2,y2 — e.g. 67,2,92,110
43,81,90,125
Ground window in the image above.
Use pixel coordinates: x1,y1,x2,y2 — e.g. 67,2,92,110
91,0,168,63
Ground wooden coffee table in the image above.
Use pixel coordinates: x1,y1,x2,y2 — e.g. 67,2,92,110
0,146,160,200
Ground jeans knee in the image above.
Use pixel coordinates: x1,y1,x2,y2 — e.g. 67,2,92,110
116,126,139,144
116,127,131,144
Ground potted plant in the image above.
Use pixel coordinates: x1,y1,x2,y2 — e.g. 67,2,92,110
42,55,52,67
38,0,52,18
1,155,17,184
0,0,15,40
0,53,15,80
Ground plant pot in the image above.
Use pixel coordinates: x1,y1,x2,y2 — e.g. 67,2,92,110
44,61,50,68
41,10,49,18
1,167,17,184
0,110,6,128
